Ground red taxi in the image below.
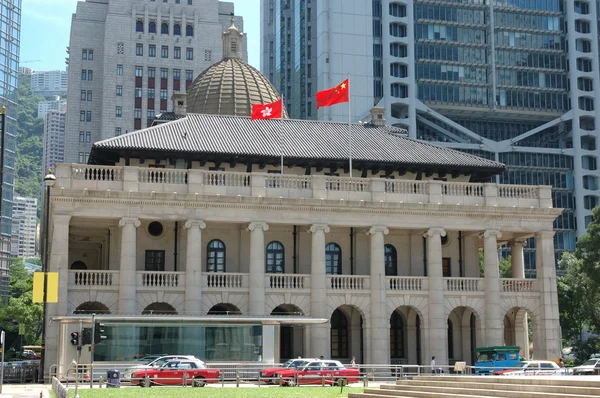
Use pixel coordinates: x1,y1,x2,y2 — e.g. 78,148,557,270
260,358,314,384
274,360,360,386
131,359,220,387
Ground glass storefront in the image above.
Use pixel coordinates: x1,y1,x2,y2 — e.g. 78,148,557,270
94,322,263,362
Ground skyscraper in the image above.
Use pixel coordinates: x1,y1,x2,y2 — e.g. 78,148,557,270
43,106,66,174
0,0,21,298
30,70,68,98
261,0,588,274
65,0,247,164
11,197,37,259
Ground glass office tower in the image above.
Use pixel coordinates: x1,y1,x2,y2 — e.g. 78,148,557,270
0,0,20,299
261,0,592,275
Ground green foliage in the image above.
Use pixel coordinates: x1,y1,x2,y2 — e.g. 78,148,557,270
14,72,45,207
0,258,43,349
572,336,600,364
576,206,600,288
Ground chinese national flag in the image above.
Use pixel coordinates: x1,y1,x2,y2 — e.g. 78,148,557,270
251,98,283,120
316,79,349,109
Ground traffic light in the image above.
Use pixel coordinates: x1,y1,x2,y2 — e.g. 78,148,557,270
82,328,93,345
70,331,80,346
94,322,107,344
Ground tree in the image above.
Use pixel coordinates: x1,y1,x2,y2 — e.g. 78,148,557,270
0,258,43,350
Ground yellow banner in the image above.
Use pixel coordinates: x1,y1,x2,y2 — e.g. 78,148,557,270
32,272,59,303
32,272,44,303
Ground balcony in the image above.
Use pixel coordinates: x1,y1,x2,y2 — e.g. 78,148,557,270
55,164,552,209
68,270,538,296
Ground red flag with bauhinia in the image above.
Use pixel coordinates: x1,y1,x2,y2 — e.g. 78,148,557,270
316,79,349,109
251,98,283,120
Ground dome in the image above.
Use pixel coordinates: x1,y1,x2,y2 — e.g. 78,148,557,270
186,21,287,118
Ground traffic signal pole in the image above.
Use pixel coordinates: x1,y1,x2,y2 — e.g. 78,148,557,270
74,319,82,398
90,314,95,388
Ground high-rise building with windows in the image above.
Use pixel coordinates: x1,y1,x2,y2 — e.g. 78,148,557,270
43,106,67,175
261,0,592,275
38,96,67,119
0,0,21,298
10,197,37,259
30,70,68,98
64,0,247,164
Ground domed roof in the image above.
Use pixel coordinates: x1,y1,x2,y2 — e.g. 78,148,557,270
186,22,287,118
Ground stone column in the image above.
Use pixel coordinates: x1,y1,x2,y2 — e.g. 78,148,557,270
118,217,140,314
184,220,206,314
310,224,330,358
368,226,389,364
510,239,527,279
425,227,446,366
248,222,269,316
535,230,561,360
483,230,502,347
46,214,71,378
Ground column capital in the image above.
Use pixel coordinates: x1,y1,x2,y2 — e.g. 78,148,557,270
424,227,446,238
367,226,389,236
248,222,269,232
184,220,206,229
309,224,330,234
119,217,141,228
536,230,555,239
509,239,528,248
52,214,72,225
482,230,502,239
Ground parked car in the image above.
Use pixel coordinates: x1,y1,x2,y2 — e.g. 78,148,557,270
274,360,360,386
123,355,202,380
493,360,566,376
260,358,315,383
474,346,521,375
573,358,600,375
130,359,219,387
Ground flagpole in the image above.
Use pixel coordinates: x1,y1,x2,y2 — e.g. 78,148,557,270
280,96,284,174
348,73,352,178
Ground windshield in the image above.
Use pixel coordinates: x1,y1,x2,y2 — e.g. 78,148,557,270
582,360,598,366
513,361,528,368
476,352,495,362
282,359,294,367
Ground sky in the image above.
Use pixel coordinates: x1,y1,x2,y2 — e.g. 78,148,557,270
20,0,261,72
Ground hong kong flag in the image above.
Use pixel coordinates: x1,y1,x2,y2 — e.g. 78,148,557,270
316,79,349,109
251,98,283,120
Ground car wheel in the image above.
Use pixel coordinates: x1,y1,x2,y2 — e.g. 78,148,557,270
193,377,206,387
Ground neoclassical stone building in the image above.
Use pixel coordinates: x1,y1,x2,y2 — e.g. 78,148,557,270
45,24,562,377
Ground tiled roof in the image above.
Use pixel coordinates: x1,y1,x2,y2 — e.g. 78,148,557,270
153,112,185,123
91,113,504,173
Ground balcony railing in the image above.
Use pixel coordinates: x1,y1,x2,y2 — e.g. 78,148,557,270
55,164,553,209
138,271,184,288
267,274,310,289
69,270,119,288
387,276,428,291
328,275,369,290
203,272,247,289
445,278,483,292
501,278,537,293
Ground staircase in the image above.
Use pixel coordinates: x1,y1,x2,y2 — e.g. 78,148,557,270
349,375,600,398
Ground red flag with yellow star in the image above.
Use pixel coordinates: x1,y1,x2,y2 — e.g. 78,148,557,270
316,79,349,109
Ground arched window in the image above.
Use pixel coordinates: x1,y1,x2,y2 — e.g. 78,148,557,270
207,239,226,272
384,244,398,276
186,24,194,37
136,20,144,33
325,243,342,275
174,24,181,36
161,22,169,35
266,241,285,273
390,311,404,359
331,309,348,358
149,21,156,34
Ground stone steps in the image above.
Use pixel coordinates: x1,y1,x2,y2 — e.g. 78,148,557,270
348,376,600,398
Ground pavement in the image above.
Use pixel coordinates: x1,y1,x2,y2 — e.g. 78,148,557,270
0,384,50,398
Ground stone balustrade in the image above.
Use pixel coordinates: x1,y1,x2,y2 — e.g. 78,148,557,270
387,276,428,291
267,274,310,289
69,270,119,288
55,164,553,209
501,278,538,293
138,271,184,289
445,277,483,292
327,275,370,291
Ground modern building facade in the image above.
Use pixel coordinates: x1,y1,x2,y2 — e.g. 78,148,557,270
64,0,248,164
38,96,67,119
260,0,593,275
10,197,37,259
43,106,67,174
30,70,68,98
0,0,21,298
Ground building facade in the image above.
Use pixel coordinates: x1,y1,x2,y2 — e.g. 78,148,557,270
43,107,67,174
0,0,21,298
260,0,593,275
10,197,37,259
38,97,67,119
64,0,248,164
30,70,68,98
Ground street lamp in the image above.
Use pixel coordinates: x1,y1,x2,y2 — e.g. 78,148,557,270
39,169,56,382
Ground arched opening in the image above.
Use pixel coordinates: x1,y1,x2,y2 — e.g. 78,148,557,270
207,239,226,272
136,20,144,33
149,21,156,34
390,306,423,365
161,22,169,35
174,23,181,36
74,301,110,314
385,244,398,275
206,303,245,361
330,305,364,363
186,25,194,37
266,241,285,273
272,304,304,361
504,307,534,360
70,261,87,270
207,303,242,315
448,306,481,366
142,302,177,315
325,243,341,275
